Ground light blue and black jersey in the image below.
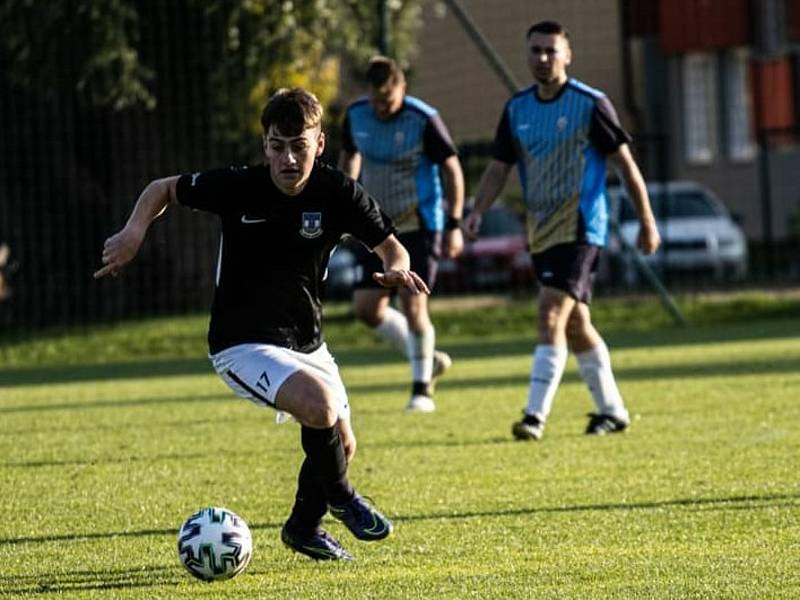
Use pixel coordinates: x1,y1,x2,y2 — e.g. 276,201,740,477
342,95,457,233
493,78,631,253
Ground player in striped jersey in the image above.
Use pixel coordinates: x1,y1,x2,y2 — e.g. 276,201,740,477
465,20,661,439
339,56,465,413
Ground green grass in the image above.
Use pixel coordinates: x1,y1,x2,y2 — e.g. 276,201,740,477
1,292,799,598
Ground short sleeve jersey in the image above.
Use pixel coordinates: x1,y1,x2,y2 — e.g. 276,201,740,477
492,78,632,253
342,95,458,233
176,162,395,354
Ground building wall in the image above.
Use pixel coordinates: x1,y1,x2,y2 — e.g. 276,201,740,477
665,53,760,239
410,0,628,143
405,0,798,242
652,1,800,242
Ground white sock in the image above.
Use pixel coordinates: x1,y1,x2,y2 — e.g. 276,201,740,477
374,306,410,357
576,342,629,422
407,325,435,384
524,344,568,421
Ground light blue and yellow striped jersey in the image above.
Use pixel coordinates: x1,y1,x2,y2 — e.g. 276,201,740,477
493,78,631,253
343,95,457,233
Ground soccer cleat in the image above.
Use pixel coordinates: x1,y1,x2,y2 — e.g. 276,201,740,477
585,413,629,435
281,522,353,561
405,394,436,413
432,350,452,379
329,495,393,541
512,413,544,441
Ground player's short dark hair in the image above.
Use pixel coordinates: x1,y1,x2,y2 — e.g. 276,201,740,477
526,20,570,42
365,55,405,88
260,88,323,136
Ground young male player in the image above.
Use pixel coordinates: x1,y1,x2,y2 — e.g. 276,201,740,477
95,88,429,560
465,21,661,440
339,56,465,413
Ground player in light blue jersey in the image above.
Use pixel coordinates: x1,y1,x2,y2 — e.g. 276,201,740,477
466,21,660,439
339,56,465,413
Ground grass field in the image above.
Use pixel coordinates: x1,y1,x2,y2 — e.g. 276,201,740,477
1,292,799,598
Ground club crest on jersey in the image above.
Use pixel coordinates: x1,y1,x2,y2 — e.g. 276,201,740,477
299,212,323,239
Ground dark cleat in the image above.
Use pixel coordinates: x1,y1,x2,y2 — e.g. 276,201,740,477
329,495,393,541
281,522,353,561
512,413,545,441
585,413,629,435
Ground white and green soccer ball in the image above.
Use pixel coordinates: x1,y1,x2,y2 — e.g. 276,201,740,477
177,507,253,581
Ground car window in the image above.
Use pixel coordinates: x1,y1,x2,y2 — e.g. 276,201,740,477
480,208,525,236
618,190,722,221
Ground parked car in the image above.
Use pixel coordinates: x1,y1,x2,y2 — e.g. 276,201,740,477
324,205,534,297
437,205,534,292
607,181,748,286
323,238,362,299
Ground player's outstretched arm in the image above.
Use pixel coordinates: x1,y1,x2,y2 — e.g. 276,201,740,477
371,234,430,295
609,145,660,255
93,176,179,279
464,159,512,240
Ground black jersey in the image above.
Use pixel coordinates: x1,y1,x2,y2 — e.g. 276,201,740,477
176,162,395,354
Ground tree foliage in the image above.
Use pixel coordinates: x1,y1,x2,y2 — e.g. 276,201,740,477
0,0,154,109
0,0,424,149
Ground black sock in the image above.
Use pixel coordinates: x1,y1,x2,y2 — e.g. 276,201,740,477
287,458,328,534
300,425,354,506
413,381,432,396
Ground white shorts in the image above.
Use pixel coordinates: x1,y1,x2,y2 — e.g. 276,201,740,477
210,343,350,421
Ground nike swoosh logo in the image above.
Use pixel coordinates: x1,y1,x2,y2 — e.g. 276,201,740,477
241,216,267,224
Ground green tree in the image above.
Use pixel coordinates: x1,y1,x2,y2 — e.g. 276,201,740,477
0,0,424,152
0,0,154,109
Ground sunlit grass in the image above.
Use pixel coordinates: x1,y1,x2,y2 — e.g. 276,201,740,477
1,292,799,598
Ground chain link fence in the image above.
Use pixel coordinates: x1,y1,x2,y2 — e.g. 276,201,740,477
1,4,799,337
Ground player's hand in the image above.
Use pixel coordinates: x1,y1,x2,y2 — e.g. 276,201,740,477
444,228,464,259
372,269,430,295
93,226,144,279
337,418,357,463
463,211,482,241
637,220,661,255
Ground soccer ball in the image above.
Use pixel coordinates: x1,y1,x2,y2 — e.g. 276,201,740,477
177,507,253,581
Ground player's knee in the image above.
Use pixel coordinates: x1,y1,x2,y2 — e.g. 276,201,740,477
276,371,338,428
354,303,381,327
305,393,338,428
566,314,582,338
300,377,338,428
537,308,561,336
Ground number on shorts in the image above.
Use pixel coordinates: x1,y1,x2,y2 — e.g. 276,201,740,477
255,371,270,394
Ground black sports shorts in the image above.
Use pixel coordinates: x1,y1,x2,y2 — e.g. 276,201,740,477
531,243,601,304
353,229,442,290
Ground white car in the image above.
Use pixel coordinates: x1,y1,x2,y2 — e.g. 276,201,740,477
607,181,749,286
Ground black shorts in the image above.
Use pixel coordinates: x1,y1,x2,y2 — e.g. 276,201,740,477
353,230,442,290
531,243,601,304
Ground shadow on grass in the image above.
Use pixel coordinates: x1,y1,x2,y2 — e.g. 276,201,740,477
0,357,213,388
1,348,796,426
4,321,799,390
3,445,294,469
0,391,231,414
1,414,255,437
0,565,184,595
5,452,213,469
1,519,284,546
347,352,800,398
4,492,797,549
396,491,800,523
